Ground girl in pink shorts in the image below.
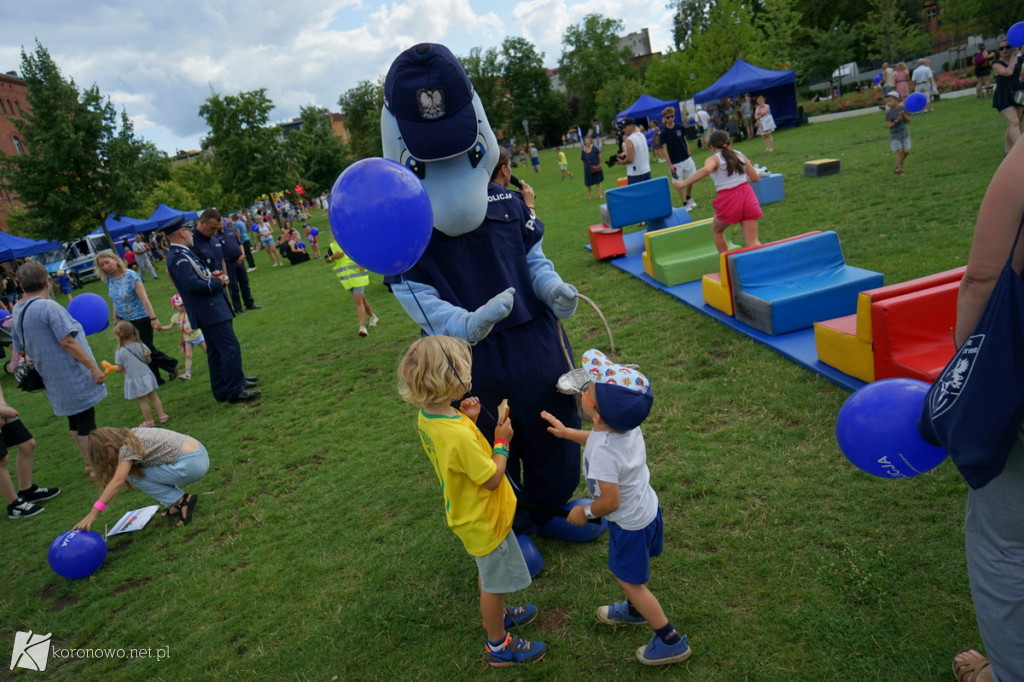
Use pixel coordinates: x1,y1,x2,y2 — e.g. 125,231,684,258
672,130,762,253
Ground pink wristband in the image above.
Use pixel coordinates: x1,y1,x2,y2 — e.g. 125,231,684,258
93,500,106,511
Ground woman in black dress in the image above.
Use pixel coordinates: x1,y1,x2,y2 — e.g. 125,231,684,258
991,41,1023,153
580,137,604,200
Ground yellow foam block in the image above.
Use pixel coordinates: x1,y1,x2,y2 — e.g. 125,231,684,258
855,292,874,343
814,315,874,382
642,250,654,278
702,272,734,315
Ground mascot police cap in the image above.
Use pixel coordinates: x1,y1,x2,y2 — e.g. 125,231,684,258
384,43,478,162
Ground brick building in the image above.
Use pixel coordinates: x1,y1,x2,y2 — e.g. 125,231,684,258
0,70,29,233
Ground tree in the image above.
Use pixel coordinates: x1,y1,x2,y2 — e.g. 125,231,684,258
797,21,861,84
976,2,1024,39
198,89,289,220
671,0,715,51
858,0,931,64
558,14,634,127
754,0,803,70
644,51,699,102
337,79,385,160
499,37,554,144
0,42,168,245
676,0,763,92
284,106,351,199
460,47,504,124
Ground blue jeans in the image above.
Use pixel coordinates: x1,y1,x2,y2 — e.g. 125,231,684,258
127,444,209,507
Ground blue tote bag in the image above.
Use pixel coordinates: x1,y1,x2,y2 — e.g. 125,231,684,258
918,217,1024,489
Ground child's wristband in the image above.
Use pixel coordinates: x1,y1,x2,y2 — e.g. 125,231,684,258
493,446,509,458
93,500,107,512
493,439,509,449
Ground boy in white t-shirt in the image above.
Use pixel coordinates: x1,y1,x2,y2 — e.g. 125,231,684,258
541,349,690,666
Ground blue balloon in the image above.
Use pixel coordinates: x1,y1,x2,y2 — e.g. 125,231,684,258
536,499,608,542
250,224,260,233
309,227,319,237
836,378,947,478
1009,22,1024,47
297,241,306,250
873,74,882,83
329,158,433,275
66,292,109,335
516,534,543,577
904,92,928,113
47,529,107,579
0,309,9,321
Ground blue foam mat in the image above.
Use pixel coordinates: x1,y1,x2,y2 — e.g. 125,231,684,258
593,231,866,393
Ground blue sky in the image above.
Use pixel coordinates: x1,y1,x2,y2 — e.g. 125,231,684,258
2,1,675,156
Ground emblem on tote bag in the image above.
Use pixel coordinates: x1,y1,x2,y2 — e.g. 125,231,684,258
927,334,983,418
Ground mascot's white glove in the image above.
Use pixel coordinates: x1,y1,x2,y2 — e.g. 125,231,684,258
528,242,578,319
393,280,515,343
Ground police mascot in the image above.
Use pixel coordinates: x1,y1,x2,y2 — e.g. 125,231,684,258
382,43,596,550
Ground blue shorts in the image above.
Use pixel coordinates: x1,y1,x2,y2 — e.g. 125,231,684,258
608,508,663,585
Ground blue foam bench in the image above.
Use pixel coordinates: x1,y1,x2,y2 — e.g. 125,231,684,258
646,205,692,232
604,176,673,229
728,230,883,336
751,173,784,205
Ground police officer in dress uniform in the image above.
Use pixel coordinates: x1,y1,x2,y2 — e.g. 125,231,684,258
163,211,260,404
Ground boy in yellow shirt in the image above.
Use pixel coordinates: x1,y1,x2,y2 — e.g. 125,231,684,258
398,335,545,667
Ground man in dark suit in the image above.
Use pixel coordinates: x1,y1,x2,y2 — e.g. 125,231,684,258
164,213,260,404
192,210,261,315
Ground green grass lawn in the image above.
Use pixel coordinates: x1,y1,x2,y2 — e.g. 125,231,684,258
3,94,1008,681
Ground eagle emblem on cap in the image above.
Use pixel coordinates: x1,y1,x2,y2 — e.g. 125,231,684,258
418,88,445,120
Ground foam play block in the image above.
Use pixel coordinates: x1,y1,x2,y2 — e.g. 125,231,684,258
814,314,874,382
871,280,959,381
604,176,673,229
804,159,840,177
729,231,883,336
855,267,966,344
641,219,729,286
646,206,692,232
751,173,784,205
599,203,610,227
588,224,627,260
700,231,823,316
616,177,628,187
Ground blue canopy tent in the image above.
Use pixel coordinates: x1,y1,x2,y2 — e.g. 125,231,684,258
694,59,798,129
0,232,61,262
146,203,197,229
90,213,161,242
616,94,682,126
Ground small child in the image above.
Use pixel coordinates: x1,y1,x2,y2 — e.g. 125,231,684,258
673,129,762,253
73,426,209,530
884,91,911,175
159,294,206,380
326,241,378,337
556,147,573,180
541,349,691,666
112,321,168,427
56,270,73,303
0,382,60,519
303,223,322,259
398,335,546,667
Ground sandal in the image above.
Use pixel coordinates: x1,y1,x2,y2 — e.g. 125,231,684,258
161,498,183,520
158,414,170,423
139,420,155,428
953,650,992,682
176,494,197,527
894,168,905,176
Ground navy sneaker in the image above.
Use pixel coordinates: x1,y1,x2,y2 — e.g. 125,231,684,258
19,484,60,503
636,634,691,666
486,633,546,667
596,601,647,626
503,605,537,630
8,498,44,519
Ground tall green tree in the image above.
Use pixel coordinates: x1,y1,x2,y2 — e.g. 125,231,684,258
798,21,861,84
859,0,931,64
677,0,763,91
337,78,385,160
671,0,715,51
499,37,555,144
754,0,803,70
0,42,168,245
976,1,1024,39
558,14,634,127
460,46,504,124
284,106,351,199
198,89,289,219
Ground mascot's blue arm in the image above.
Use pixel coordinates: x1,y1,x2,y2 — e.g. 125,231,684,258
393,279,517,343
527,241,579,319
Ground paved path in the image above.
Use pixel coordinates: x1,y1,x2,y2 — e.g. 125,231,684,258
808,88,977,123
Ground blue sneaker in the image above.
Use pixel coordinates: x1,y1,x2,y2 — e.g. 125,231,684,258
636,634,691,666
487,633,547,667
503,604,537,629
596,601,647,626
